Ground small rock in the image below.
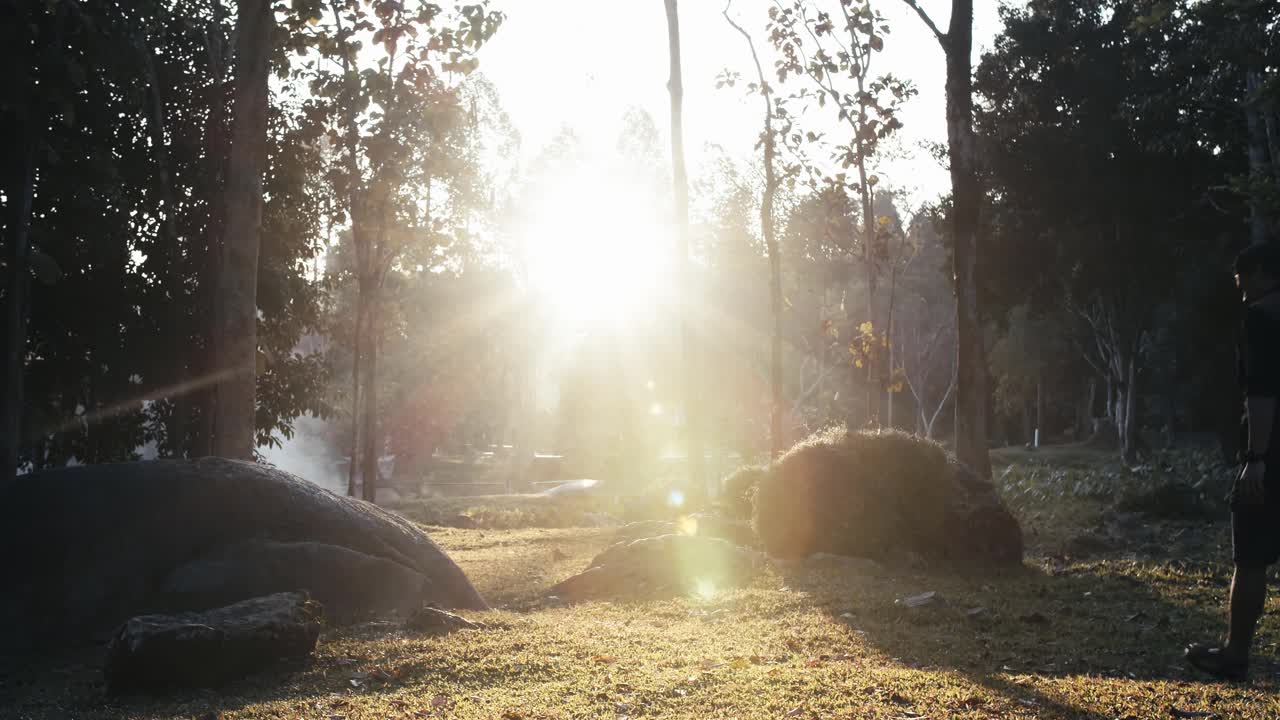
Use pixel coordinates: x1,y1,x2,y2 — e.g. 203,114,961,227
104,591,322,694
405,605,486,635
896,592,940,609
551,548,569,561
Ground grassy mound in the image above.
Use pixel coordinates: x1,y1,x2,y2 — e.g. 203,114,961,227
753,427,1020,566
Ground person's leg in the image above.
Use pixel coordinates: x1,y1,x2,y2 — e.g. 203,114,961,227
1185,506,1272,680
1224,564,1268,661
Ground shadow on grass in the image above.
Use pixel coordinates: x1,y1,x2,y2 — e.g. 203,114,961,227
777,534,1272,719
0,642,335,720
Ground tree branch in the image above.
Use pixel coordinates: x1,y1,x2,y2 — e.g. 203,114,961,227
928,364,957,430
897,0,947,48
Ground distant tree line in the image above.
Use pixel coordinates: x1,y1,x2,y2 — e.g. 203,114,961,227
2,0,1276,491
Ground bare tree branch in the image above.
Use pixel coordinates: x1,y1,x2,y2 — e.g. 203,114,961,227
927,364,957,434
897,0,947,47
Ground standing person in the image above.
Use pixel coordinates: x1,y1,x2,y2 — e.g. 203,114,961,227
1186,242,1280,682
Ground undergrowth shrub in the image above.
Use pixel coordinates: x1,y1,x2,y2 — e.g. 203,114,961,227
996,448,1231,521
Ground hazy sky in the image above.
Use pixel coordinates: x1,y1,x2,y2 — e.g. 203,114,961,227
480,1,1006,204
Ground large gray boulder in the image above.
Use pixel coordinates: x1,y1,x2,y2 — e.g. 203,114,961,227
104,591,322,694
0,458,486,652
159,539,432,622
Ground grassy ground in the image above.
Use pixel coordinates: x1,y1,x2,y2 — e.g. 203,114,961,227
4,447,1279,719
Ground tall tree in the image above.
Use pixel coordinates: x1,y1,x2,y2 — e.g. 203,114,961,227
0,1,338,474
1,5,42,484
723,2,784,458
208,0,276,459
766,0,915,429
976,0,1246,462
898,0,990,477
2,1,73,483
663,0,704,494
295,0,502,499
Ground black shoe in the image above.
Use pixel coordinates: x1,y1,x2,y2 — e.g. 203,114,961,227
1185,644,1249,682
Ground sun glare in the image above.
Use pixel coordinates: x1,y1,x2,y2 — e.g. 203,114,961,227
522,169,674,329
694,578,718,601
678,515,698,536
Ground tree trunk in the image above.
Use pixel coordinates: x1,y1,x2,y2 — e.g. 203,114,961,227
724,5,783,459
1021,394,1032,447
885,268,900,429
1,5,63,485
861,190,877,429
925,369,955,441
1246,68,1270,244
1104,375,1114,423
347,283,365,496
1264,107,1274,184
1034,374,1042,446
763,88,783,461
944,0,991,478
886,340,894,428
360,290,380,503
1113,370,1125,452
191,0,228,458
1265,107,1279,186
208,0,273,460
1,141,36,486
138,33,190,455
765,194,782,452
1121,354,1139,464
663,0,704,496
1081,377,1096,438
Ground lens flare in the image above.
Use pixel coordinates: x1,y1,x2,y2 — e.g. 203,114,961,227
678,515,698,535
694,578,717,601
667,489,685,508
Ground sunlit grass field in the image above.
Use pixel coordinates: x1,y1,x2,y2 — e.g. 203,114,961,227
5,448,1279,719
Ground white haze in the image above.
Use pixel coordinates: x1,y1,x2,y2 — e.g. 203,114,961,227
259,414,347,495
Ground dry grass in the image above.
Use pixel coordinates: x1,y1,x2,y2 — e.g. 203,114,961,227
4,451,1280,719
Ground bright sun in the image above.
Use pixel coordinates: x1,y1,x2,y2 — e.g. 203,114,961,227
521,168,674,328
